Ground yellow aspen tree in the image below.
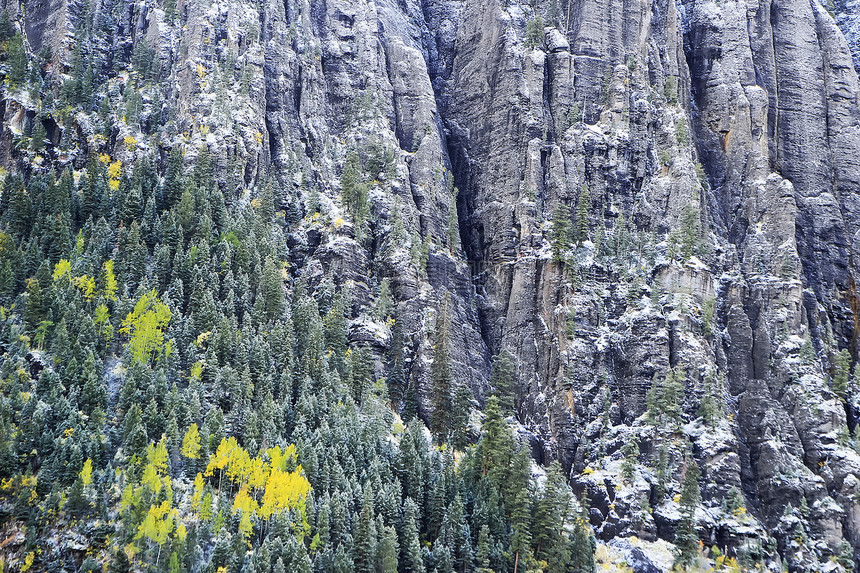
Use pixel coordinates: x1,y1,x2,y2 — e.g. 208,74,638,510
79,459,93,486
121,290,172,363
102,259,118,301
181,424,201,459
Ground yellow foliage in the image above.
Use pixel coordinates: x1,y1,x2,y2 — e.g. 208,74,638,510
0,475,37,504
141,463,162,496
594,545,634,573
73,275,96,301
181,424,202,460
197,64,206,79
121,290,172,363
232,485,260,539
190,361,204,381
199,492,213,522
714,554,743,572
135,501,178,545
201,437,311,537
266,444,295,473
195,332,211,347
124,543,137,562
95,304,113,341
138,438,170,498
52,259,71,281
63,428,74,438
21,552,34,572
259,466,311,520
103,260,118,301
79,459,93,486
250,197,262,208
124,135,137,150
98,153,111,164
107,161,122,192
119,484,136,513
205,436,241,478
147,439,169,474
0,231,11,255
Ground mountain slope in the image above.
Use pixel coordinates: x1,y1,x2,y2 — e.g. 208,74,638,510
1,0,860,569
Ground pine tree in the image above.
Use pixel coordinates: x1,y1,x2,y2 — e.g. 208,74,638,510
525,15,545,48
387,319,407,409
534,462,572,568
653,442,669,505
377,524,399,573
375,277,394,321
575,184,590,245
489,350,516,414
400,498,424,573
0,11,14,42
451,383,473,450
81,352,107,416
570,503,595,573
833,349,852,401
679,204,701,261
550,204,572,262
341,151,369,232
509,485,532,573
448,493,472,573
122,402,148,455
430,296,454,442
30,118,47,151
7,34,28,87
24,277,44,332
620,436,639,483
647,368,684,427
355,490,377,573
661,368,684,425
260,256,286,322
324,290,348,358
348,344,374,401
699,371,724,424
675,453,701,567
475,525,493,573
162,148,184,210
479,396,514,488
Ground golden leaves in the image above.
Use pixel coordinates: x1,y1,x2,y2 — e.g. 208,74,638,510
181,424,202,460
79,459,92,487
204,438,311,538
121,290,172,363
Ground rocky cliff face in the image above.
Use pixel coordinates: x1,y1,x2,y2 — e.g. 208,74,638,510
5,0,860,567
